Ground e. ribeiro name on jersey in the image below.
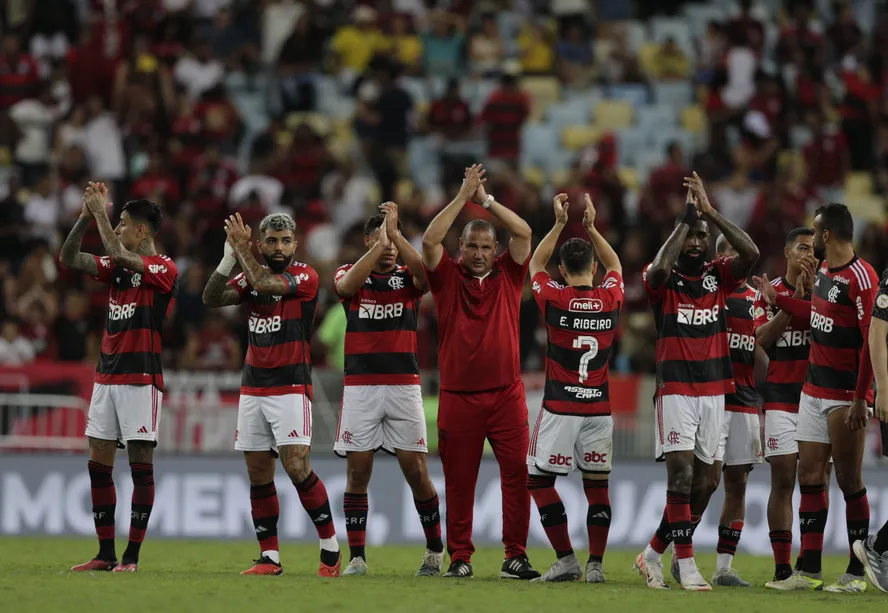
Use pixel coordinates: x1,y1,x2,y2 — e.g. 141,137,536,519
803,257,877,402
754,276,811,413
643,256,744,397
335,264,426,386
228,262,319,397
531,270,623,416
91,254,178,391
725,284,759,413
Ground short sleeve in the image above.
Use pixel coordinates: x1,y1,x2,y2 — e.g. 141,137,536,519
498,249,530,287
712,255,744,294
643,263,666,304
333,264,353,300
280,265,319,300
228,272,250,297
850,267,877,330
531,271,563,307
600,271,624,308
140,255,178,293
425,254,457,294
873,270,888,323
90,255,115,284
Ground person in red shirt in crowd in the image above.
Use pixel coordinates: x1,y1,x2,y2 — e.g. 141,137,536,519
643,142,690,224
803,111,850,204
130,151,182,206
479,73,530,163
0,33,40,110
728,0,765,55
421,164,540,580
187,144,239,215
428,78,472,138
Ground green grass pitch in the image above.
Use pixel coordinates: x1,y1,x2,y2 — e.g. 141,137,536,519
1,537,884,612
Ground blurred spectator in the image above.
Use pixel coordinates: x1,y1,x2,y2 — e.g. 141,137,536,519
330,5,385,87
722,30,757,110
555,23,594,87
24,175,62,249
54,290,96,362
174,38,225,101
422,11,465,79
643,142,690,224
712,168,759,230
277,12,324,112
9,82,65,186
839,56,880,171
469,14,505,77
181,313,242,371
0,33,41,110
727,0,765,56
602,27,644,84
518,20,554,75
650,37,690,81
479,72,530,163
82,96,126,189
0,317,35,366
384,14,423,75
803,111,850,204
826,1,863,62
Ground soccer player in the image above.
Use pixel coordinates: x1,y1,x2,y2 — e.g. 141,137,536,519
60,183,178,572
202,212,340,577
752,228,817,582
674,234,764,588
855,267,888,592
333,202,443,577
635,173,759,591
421,164,539,579
526,193,622,583
756,203,877,592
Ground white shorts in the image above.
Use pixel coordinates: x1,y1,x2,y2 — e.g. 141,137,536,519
714,411,763,466
655,394,724,465
334,385,427,455
527,408,613,475
795,392,873,445
764,410,798,458
85,383,162,444
235,393,312,452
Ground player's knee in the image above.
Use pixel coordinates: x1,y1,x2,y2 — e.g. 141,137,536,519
667,463,694,493
833,465,863,495
126,441,154,464
724,468,748,497
797,463,826,487
88,437,117,464
346,463,373,491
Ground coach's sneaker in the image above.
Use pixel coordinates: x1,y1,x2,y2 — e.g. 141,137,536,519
318,552,341,577
585,560,605,583
415,550,444,577
442,560,473,578
241,555,283,576
501,555,541,580
765,570,823,591
112,563,138,572
854,536,888,593
680,566,712,592
71,558,117,572
824,573,867,593
531,554,582,583
712,567,751,587
634,551,669,589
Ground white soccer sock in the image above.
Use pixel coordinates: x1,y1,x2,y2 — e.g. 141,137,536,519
262,549,280,564
677,557,698,579
320,536,339,552
643,544,662,562
716,553,733,571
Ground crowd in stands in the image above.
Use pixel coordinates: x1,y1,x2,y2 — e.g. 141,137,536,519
2,0,888,381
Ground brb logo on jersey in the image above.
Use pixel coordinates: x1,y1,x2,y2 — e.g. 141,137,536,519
568,298,603,313
358,301,404,319
677,304,720,326
728,333,755,352
108,301,137,321
811,312,834,333
249,315,281,334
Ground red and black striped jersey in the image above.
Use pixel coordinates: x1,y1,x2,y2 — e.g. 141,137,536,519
531,270,623,416
644,257,744,397
776,256,877,402
872,268,888,324
91,254,178,391
724,284,758,413
334,264,425,386
228,261,319,397
754,276,810,413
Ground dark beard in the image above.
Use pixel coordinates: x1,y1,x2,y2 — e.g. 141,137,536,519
677,252,705,274
262,254,292,273
814,245,826,260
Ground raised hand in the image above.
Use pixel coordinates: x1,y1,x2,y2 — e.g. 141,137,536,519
84,182,108,216
378,214,392,248
379,202,400,237
583,193,596,230
224,212,252,246
553,193,569,224
753,274,777,305
459,164,487,201
794,269,809,298
683,172,713,216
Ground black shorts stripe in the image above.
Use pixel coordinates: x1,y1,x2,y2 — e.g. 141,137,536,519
806,363,857,393
658,314,726,340
242,363,312,388
98,351,162,376
344,352,419,376
658,356,733,384
762,381,804,405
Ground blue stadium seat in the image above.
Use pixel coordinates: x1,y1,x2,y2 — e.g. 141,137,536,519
609,83,649,108
654,82,694,108
520,122,559,170
546,99,591,131
637,105,677,133
616,127,647,167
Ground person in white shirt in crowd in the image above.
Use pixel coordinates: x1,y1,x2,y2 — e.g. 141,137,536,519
0,318,36,366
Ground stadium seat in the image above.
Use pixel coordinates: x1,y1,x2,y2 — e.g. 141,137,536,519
624,20,648,53
616,127,647,166
545,149,577,175
651,17,693,55
638,42,661,77
654,82,694,108
562,124,601,151
593,100,633,130
521,76,561,122
520,121,559,169
546,99,591,131
609,83,649,108
846,172,873,195
522,166,545,186
638,105,677,133
618,166,639,189
681,3,728,39
285,112,331,136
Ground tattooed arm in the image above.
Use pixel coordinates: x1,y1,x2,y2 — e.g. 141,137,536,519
202,272,243,307
84,183,146,272
59,215,99,276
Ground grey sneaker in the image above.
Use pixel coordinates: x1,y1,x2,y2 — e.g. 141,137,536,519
854,536,888,594
711,567,751,587
585,560,605,583
415,550,444,577
823,573,866,593
765,570,823,591
342,557,368,576
531,554,582,583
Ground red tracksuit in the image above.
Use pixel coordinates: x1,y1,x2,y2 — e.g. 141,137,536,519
426,250,530,563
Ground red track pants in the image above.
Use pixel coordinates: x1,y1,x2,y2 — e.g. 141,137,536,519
437,379,530,563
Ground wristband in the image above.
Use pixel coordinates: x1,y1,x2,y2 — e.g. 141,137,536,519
216,254,237,276
482,195,494,209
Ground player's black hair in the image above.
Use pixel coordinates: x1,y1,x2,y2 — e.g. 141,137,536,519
559,238,596,276
814,203,853,242
122,199,162,234
461,219,497,242
785,226,814,245
364,213,404,236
